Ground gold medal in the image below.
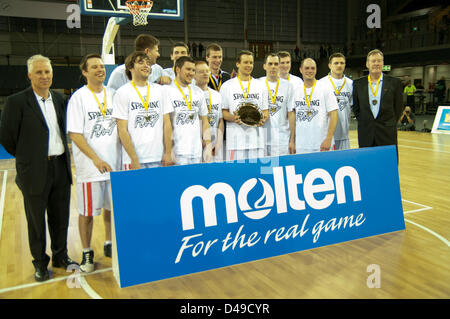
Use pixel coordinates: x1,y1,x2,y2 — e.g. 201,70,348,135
131,81,150,111
368,74,382,103
304,80,317,115
237,75,251,100
88,86,107,117
265,78,279,105
189,114,194,120
174,80,193,113
328,74,346,98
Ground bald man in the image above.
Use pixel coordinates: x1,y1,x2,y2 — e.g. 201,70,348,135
289,58,338,154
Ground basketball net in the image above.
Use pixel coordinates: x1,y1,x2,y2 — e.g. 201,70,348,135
126,0,154,26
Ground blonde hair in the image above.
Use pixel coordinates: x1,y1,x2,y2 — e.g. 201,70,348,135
366,49,383,62
27,55,52,73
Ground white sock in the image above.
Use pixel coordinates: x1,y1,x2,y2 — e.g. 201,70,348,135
104,241,112,245
83,248,92,253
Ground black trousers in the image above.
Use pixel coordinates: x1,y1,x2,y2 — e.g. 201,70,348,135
21,155,71,269
406,95,415,112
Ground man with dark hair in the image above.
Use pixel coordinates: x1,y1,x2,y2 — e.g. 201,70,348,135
67,54,120,272
352,49,403,149
206,43,230,91
113,51,174,170
259,53,294,156
220,50,268,161
162,42,189,81
277,51,303,89
289,58,338,154
164,56,212,164
0,55,77,282
107,34,170,92
319,53,353,150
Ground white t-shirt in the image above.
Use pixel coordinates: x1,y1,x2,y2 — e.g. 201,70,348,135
290,80,338,151
259,77,294,146
67,85,121,182
318,75,353,141
164,84,208,158
285,73,303,89
220,77,268,150
112,82,172,164
162,67,176,81
199,87,223,146
106,63,164,93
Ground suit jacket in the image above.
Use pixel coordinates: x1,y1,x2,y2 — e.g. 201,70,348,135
352,74,403,147
0,87,72,195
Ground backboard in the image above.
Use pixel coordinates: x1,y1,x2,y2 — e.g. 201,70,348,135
79,0,183,20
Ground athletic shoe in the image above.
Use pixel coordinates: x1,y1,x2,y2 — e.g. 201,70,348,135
104,242,112,258
80,250,94,273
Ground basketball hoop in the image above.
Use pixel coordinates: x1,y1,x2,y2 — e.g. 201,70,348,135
126,0,154,26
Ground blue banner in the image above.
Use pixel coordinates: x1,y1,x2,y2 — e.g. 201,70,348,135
437,108,450,131
110,146,404,288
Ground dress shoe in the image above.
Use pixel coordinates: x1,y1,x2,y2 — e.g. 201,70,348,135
52,256,79,269
34,268,49,282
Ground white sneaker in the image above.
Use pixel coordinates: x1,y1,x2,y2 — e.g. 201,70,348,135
80,250,94,273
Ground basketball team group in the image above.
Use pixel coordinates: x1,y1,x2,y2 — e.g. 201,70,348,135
0,33,403,281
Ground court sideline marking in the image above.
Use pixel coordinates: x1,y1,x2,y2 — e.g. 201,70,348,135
0,267,112,296
0,169,105,298
404,218,450,247
0,169,446,298
348,138,450,154
402,199,432,214
402,199,449,247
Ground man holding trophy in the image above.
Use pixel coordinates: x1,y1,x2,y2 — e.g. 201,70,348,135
220,50,268,161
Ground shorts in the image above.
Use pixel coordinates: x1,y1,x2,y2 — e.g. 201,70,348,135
334,139,350,150
204,144,224,162
122,162,161,170
175,155,202,165
76,180,111,217
226,148,265,161
266,145,289,157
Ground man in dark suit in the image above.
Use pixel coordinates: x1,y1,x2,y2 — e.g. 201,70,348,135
352,49,403,149
0,55,77,282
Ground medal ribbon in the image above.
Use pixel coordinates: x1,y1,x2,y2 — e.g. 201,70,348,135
174,80,192,111
207,88,212,113
304,80,317,110
237,76,251,100
368,75,381,101
266,78,280,105
88,86,107,117
131,81,150,111
328,75,346,97
209,73,222,91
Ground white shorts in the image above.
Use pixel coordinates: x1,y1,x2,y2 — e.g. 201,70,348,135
334,139,350,150
203,144,224,162
122,162,161,170
76,180,111,217
175,156,202,165
266,145,289,157
226,148,265,161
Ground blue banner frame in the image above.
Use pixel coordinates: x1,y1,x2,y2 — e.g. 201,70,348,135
110,146,405,288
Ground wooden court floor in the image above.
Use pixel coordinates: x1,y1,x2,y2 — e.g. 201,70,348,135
0,130,448,299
